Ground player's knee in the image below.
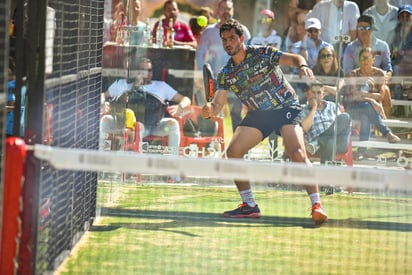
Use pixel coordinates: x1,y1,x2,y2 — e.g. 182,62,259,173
291,148,310,164
226,146,243,159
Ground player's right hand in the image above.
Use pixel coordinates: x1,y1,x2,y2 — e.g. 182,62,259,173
202,104,212,118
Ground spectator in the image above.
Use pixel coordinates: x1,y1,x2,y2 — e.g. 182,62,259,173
343,47,400,151
249,9,282,48
307,0,360,45
152,0,197,49
391,5,412,77
126,0,145,45
297,81,351,164
7,58,16,137
189,16,207,44
99,101,115,150
390,0,412,7
304,17,333,68
285,7,307,59
312,46,345,102
199,6,216,25
109,92,137,150
363,0,399,46
342,15,393,115
283,0,320,51
343,15,393,76
196,0,251,133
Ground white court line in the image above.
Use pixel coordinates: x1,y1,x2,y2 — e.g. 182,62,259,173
33,144,412,192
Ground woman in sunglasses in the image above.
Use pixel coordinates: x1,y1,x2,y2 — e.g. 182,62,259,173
312,46,344,102
343,47,400,145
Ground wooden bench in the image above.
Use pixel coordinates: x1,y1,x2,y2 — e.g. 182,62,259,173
392,99,412,106
352,140,412,151
382,118,412,129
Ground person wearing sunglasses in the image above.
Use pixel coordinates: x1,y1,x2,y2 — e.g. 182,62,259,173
391,5,412,77
249,9,282,49
343,15,393,116
304,17,332,68
312,46,345,102
306,0,360,45
296,81,351,164
343,47,400,149
343,15,393,77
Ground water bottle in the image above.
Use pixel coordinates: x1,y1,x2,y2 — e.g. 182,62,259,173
156,19,164,48
166,18,175,48
360,81,369,93
143,18,152,47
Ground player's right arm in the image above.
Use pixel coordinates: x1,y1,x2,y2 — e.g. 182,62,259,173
202,89,227,118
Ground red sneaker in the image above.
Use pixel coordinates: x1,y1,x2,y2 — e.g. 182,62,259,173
311,203,328,225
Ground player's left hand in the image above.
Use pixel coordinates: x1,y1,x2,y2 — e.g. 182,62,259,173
299,66,314,80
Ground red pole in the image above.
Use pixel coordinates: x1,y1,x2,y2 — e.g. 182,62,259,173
1,137,27,275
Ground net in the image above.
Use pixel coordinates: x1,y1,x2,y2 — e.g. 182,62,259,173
8,0,104,273
32,145,412,275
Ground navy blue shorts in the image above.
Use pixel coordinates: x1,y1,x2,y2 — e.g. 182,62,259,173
239,105,302,139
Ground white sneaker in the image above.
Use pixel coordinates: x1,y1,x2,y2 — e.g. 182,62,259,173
306,143,317,155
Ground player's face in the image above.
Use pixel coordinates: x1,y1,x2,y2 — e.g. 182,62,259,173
221,28,243,56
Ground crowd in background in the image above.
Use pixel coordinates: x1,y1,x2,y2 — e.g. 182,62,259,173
100,1,411,156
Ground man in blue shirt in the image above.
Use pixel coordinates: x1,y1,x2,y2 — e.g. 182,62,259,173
343,15,393,76
297,81,351,163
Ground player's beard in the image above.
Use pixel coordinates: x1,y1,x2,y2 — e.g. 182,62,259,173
227,42,242,57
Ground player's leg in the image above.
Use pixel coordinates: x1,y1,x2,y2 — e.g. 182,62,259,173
280,124,328,224
223,126,262,218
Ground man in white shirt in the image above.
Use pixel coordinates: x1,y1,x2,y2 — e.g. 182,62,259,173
304,17,333,68
307,0,360,45
105,58,191,156
363,0,399,46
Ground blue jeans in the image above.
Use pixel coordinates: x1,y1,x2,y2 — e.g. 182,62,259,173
317,113,351,164
346,101,390,141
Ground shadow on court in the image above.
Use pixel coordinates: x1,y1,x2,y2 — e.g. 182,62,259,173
92,207,412,233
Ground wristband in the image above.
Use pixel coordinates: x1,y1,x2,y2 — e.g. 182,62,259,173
299,64,309,69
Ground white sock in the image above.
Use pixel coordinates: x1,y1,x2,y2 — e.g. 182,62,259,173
240,189,256,207
309,193,321,205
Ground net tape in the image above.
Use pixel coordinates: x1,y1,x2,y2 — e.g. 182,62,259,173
33,144,412,192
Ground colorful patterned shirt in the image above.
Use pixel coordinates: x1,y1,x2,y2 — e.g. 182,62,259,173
217,46,298,111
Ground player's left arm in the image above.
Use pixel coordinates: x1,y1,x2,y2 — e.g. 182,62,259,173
279,52,314,80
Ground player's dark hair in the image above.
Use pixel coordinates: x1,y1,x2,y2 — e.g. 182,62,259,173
219,18,243,38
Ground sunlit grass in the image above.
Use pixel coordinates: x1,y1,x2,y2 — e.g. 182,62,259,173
57,184,412,275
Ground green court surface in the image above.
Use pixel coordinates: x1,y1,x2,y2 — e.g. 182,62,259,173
56,182,412,275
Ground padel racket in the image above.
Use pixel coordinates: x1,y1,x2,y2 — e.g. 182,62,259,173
203,63,215,102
